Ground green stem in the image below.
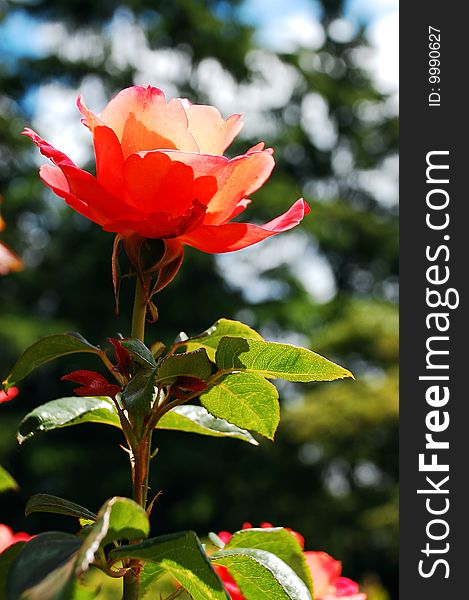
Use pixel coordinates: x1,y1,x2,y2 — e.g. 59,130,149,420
142,429,153,508
122,570,139,600
131,275,148,342
123,274,152,600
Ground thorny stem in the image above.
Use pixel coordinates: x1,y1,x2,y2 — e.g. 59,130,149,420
146,369,231,432
123,274,152,600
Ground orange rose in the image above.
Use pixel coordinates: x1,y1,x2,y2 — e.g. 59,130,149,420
23,86,309,253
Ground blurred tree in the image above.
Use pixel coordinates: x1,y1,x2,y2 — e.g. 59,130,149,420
0,0,397,597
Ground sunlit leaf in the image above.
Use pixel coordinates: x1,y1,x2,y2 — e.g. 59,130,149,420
17,396,121,444
109,531,229,600
224,528,313,592
200,373,279,439
211,548,312,600
216,337,353,382
156,405,258,445
184,319,263,361
76,496,150,575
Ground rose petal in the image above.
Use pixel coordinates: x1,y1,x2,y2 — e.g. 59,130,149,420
91,126,125,199
160,149,275,226
180,199,309,253
77,99,126,198
333,577,360,596
102,200,207,239
98,86,199,157
22,128,75,168
217,531,233,544
304,552,343,597
41,162,136,227
183,103,243,154
24,128,133,221
39,165,96,222
246,142,274,155
77,95,104,131
124,151,217,215
227,198,251,220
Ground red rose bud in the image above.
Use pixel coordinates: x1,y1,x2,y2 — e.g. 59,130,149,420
62,370,121,398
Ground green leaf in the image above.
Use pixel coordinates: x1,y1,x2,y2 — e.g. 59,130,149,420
211,548,312,600
139,562,166,598
0,466,18,493
120,338,157,368
76,496,149,575
6,532,81,600
156,349,212,384
0,542,25,599
184,319,263,361
224,528,313,593
216,337,353,382
17,396,121,444
156,405,258,445
200,373,279,440
21,558,78,600
25,494,97,522
3,333,101,390
20,558,99,600
121,368,157,436
109,531,229,600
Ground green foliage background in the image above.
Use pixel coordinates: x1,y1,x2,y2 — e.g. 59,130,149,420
0,0,398,597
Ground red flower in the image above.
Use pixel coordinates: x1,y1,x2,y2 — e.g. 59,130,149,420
62,370,121,398
23,86,309,253
304,552,366,600
0,524,31,553
214,525,366,600
0,387,19,404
